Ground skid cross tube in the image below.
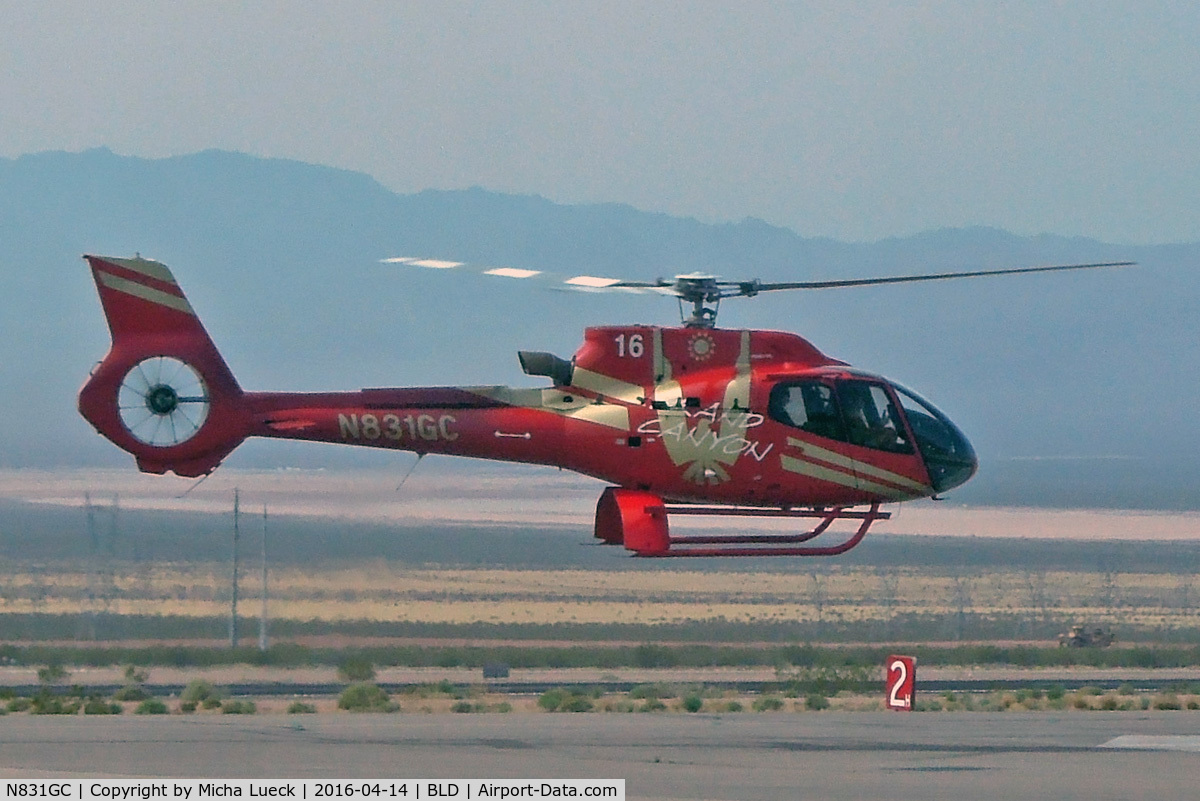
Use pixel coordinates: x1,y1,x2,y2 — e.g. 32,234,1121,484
640,502,889,557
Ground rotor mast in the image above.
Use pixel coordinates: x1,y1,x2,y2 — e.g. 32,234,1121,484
678,277,721,328
673,275,758,328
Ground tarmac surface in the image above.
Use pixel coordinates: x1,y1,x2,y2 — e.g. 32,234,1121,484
2,712,1200,800
9,664,1200,691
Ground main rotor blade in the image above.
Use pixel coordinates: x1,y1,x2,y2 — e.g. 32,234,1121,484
383,255,1136,312
745,261,1135,295
380,256,669,294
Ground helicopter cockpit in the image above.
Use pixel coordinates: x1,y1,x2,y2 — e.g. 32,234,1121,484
767,375,977,493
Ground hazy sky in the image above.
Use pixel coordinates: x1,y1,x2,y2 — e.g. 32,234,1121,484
3,2,1198,244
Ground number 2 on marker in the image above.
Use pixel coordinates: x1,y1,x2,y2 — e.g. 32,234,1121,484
888,659,907,707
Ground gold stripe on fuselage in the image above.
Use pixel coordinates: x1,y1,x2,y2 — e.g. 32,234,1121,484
780,453,916,501
785,437,930,494
570,367,645,404
465,386,630,431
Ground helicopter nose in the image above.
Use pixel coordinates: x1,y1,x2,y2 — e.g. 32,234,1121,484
890,384,978,495
922,429,978,494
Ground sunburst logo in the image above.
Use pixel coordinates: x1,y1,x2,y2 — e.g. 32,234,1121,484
688,332,716,361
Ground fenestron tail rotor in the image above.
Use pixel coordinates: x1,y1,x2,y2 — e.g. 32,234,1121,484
382,256,1135,328
117,356,211,447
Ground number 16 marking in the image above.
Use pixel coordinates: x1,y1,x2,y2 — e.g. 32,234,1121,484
614,333,644,358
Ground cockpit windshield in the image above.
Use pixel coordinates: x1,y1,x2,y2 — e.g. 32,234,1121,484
891,384,978,492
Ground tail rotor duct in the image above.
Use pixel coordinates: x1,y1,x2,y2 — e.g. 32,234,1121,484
117,356,211,447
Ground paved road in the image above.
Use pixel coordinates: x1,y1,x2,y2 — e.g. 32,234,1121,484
4,677,1198,698
2,712,1199,800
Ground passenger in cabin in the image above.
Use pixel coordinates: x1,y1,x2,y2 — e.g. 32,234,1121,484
768,381,845,441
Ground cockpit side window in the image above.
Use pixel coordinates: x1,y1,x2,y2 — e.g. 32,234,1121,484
770,379,914,453
768,381,847,442
837,380,913,454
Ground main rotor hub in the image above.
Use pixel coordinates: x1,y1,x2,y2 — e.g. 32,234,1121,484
673,274,725,328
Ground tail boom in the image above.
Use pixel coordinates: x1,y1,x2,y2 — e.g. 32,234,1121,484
79,255,577,476
245,390,569,467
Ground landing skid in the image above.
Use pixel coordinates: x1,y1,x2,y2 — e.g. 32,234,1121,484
593,487,889,557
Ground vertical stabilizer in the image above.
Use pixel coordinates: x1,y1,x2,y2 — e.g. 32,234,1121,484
79,255,250,477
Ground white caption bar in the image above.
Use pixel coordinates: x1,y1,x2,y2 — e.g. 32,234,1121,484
1,780,624,801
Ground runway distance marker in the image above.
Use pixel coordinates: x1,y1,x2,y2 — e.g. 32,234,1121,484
886,654,916,711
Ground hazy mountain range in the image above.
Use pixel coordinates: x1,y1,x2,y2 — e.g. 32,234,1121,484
1,148,1196,509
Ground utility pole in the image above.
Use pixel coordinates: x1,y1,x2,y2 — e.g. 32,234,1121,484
83,492,98,641
230,488,240,649
258,504,268,652
108,493,119,555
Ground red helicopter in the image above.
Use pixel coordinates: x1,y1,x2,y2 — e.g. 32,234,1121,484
78,254,1130,557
